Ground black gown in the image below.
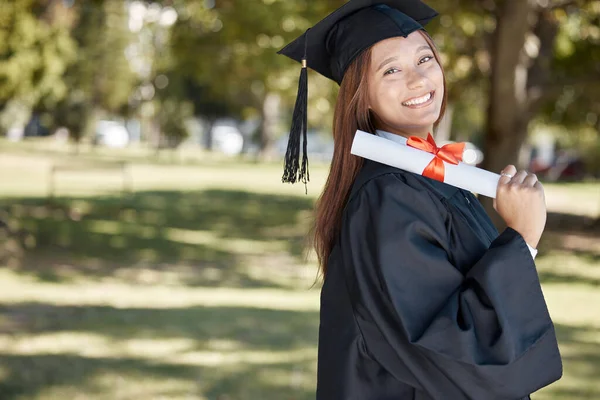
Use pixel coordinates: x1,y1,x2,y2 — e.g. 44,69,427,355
316,160,562,400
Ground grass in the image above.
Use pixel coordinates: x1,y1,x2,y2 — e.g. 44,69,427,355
0,138,599,399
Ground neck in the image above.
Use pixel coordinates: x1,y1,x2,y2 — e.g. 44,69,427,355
377,124,433,140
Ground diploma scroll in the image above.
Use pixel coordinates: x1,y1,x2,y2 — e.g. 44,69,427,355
350,130,501,199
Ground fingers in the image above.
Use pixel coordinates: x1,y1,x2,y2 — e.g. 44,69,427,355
499,164,517,185
511,170,528,185
523,173,538,187
500,165,537,187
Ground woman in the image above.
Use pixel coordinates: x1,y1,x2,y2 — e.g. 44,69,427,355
278,1,563,399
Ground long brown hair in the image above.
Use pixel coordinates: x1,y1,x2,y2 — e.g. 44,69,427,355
312,31,448,278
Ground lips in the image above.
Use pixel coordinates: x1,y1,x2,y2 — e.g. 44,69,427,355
402,91,435,107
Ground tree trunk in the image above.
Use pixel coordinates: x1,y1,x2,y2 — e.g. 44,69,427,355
480,0,536,228
259,92,281,161
204,119,215,151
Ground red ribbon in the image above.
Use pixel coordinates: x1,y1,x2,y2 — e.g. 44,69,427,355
406,133,465,182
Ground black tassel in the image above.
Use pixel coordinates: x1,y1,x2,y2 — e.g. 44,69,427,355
282,30,310,190
282,63,309,186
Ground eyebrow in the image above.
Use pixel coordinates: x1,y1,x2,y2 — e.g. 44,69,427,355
377,56,398,72
376,45,433,72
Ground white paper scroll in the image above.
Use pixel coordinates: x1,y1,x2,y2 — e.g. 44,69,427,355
350,130,501,198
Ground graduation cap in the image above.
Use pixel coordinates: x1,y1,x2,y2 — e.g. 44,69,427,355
277,0,438,186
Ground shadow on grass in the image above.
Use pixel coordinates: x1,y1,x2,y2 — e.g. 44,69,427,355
546,212,599,233
2,192,597,288
0,303,318,398
538,270,600,287
0,354,315,400
549,323,600,399
1,312,599,399
534,211,600,287
0,303,319,350
536,237,599,288
1,189,315,288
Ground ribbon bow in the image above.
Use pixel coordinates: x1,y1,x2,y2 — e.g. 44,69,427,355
406,133,465,182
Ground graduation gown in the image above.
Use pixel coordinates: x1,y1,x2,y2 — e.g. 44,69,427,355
316,160,562,400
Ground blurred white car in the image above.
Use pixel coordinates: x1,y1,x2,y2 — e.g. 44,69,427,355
276,130,334,162
212,124,244,155
95,120,130,148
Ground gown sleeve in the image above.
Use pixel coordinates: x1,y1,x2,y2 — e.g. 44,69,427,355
343,173,562,399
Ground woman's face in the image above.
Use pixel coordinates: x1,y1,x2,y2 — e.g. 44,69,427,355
367,32,444,137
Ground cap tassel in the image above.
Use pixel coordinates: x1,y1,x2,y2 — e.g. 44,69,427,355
282,60,309,186
282,30,310,189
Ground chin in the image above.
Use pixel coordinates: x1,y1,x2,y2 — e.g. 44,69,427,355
382,109,442,133
404,115,439,130
414,109,442,127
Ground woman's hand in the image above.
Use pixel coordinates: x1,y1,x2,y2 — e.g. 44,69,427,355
494,165,547,249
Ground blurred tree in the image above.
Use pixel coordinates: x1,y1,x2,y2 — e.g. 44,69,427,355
183,79,243,150
169,0,345,159
152,74,195,149
480,0,598,222
0,0,76,136
52,0,139,145
424,0,599,223
428,0,599,150
534,2,600,178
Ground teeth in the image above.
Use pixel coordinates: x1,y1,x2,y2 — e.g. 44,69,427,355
403,92,432,106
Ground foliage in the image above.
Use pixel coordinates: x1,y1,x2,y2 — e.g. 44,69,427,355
51,0,138,141
168,0,345,140
0,0,597,155
0,0,76,132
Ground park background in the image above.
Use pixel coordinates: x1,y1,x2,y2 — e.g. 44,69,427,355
0,0,599,399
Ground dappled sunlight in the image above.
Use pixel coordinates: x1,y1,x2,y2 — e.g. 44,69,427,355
535,324,600,400
2,187,317,288
86,373,202,400
544,183,600,219
171,347,315,367
0,332,115,357
0,270,320,309
542,231,600,255
0,319,316,368
0,302,319,347
537,250,600,286
0,258,320,399
1,150,597,399
255,363,317,392
166,227,288,255
541,284,600,328
200,361,316,400
0,272,319,399
0,365,7,384
0,353,205,400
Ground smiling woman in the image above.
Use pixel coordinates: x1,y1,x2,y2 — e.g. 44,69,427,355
368,33,445,137
277,0,562,399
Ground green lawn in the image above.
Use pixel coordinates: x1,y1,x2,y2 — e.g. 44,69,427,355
0,139,599,399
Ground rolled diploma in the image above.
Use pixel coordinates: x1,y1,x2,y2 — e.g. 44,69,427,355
351,130,501,198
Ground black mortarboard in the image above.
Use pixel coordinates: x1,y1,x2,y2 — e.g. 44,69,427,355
278,0,438,187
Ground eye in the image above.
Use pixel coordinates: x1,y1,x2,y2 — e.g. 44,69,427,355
419,55,434,65
384,67,400,76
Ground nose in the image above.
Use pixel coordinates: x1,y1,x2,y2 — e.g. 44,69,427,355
406,68,427,90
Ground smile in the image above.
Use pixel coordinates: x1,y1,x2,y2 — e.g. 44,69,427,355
402,91,435,108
